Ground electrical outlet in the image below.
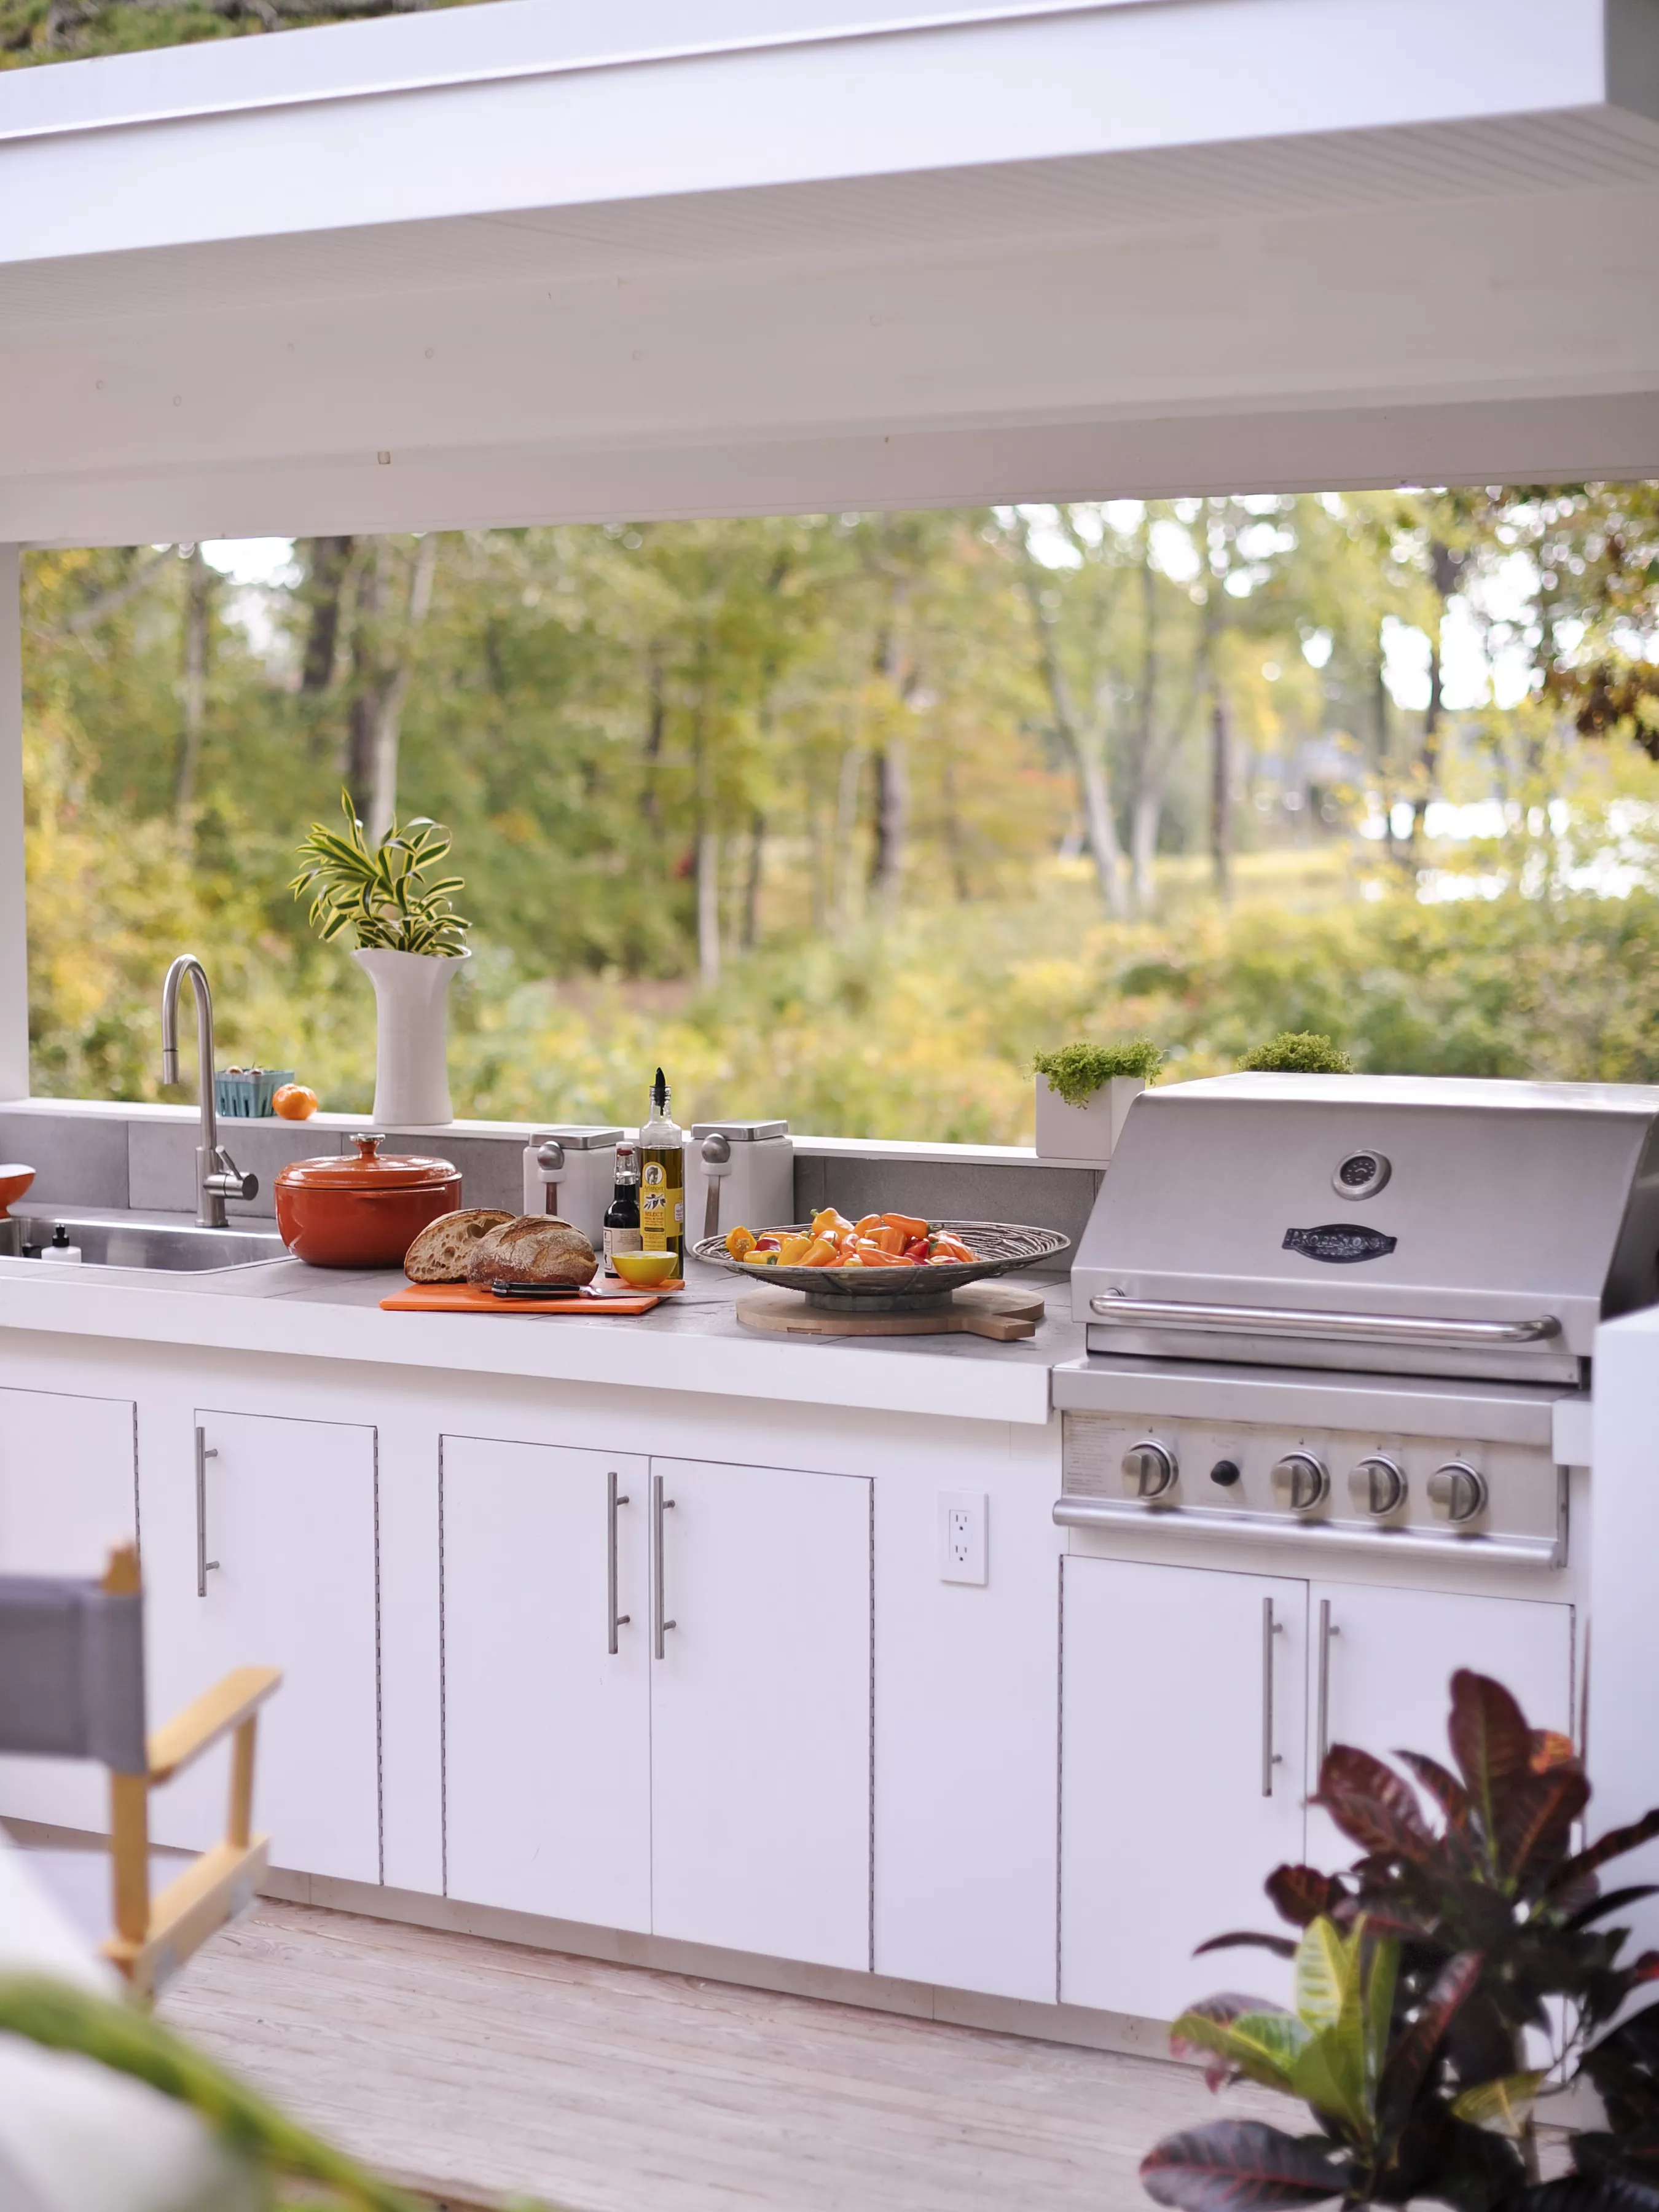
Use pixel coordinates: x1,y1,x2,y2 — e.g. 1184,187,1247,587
939,1491,987,1585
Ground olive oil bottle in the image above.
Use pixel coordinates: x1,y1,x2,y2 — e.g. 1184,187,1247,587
638,1067,686,1269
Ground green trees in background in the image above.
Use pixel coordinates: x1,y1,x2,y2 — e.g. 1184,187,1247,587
20,491,1659,1137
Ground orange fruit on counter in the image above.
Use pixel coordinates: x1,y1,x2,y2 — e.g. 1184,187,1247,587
272,1083,319,1121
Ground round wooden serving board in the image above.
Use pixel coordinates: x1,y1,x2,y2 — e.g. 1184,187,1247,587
736,1281,1044,1341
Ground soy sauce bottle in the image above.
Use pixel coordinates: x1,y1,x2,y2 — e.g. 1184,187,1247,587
638,1068,685,1270
603,1144,643,1273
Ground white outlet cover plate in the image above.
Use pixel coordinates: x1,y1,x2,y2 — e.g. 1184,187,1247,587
939,1490,987,1585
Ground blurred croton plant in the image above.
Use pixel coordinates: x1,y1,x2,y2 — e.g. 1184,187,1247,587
1141,1671,1659,2212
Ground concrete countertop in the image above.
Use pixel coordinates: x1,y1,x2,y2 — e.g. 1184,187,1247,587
0,1206,1080,1426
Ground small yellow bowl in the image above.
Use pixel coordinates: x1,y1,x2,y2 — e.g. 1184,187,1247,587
611,1249,681,1288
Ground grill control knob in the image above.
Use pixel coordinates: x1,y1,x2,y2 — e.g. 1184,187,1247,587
1428,1461,1487,1524
1271,1451,1328,1513
1121,1440,1177,1500
1349,1455,1407,1518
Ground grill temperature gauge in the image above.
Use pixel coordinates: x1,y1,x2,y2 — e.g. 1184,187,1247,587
1121,1440,1177,1500
1271,1451,1329,1513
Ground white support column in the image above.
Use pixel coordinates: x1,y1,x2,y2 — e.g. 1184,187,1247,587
0,546,27,1099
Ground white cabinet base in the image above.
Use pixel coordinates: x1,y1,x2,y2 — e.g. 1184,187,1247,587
442,1437,651,1931
144,1409,382,1886
1061,1556,1308,2022
648,1458,873,1973
0,1386,137,1833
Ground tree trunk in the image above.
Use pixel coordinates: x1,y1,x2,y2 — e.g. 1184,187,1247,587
366,534,438,841
742,812,766,949
697,830,721,984
345,543,382,817
175,545,211,817
301,535,354,694
1012,522,1127,919
1074,740,1128,914
1411,538,1465,850
641,650,665,836
869,613,910,904
1131,790,1161,913
834,742,863,933
1210,685,1234,904
806,760,831,935
1128,520,1161,916
871,742,908,903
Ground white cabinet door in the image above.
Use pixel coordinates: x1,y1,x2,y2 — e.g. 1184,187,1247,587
442,1437,651,1931
1061,1556,1309,2023
0,1387,137,1831
649,1457,872,1971
1308,1581,1575,1865
143,1410,380,1883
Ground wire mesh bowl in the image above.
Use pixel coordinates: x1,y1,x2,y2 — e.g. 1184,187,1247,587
692,1220,1070,1312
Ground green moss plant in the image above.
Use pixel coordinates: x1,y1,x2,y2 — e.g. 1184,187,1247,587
1032,1038,1164,1107
1237,1032,1354,1075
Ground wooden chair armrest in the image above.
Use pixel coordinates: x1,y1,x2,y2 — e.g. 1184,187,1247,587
148,1665,282,1784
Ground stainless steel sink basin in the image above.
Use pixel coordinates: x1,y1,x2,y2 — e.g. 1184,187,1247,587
14,1218,290,1272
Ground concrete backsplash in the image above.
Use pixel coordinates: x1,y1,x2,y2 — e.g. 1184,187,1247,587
0,1106,1099,1249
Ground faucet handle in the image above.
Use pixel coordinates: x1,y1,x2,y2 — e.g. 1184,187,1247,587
205,1148,259,1204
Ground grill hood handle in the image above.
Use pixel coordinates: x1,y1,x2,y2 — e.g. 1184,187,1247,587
1088,1296,1562,1348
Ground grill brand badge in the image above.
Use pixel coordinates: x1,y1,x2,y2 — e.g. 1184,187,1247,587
1283,1223,1398,1265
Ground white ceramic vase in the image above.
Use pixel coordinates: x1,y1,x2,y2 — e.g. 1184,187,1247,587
1034,1073,1145,1166
352,946,470,1128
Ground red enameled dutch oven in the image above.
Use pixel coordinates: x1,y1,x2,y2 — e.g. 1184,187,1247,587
275,1131,461,1269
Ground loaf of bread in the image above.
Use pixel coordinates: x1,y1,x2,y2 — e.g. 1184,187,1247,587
403,1208,514,1282
466,1214,598,1288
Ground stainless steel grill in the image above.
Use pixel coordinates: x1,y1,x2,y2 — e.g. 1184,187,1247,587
1054,1075,1659,1567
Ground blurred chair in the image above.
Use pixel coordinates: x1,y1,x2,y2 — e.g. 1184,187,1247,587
0,1543,280,1999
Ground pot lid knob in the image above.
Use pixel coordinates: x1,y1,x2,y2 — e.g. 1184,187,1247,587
350,1131,384,1160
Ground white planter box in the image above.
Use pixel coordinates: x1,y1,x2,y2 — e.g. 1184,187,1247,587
1033,1073,1145,1166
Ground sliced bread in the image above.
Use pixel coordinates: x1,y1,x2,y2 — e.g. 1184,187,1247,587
404,1207,514,1282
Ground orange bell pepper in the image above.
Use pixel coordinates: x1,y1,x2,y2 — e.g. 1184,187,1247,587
801,1236,839,1267
854,1214,885,1237
852,1246,909,1267
869,1223,905,1255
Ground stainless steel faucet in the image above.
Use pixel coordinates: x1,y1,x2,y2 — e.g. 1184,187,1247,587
160,955,259,1228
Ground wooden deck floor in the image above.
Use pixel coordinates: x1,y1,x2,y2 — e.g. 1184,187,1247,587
160,1902,1284,2212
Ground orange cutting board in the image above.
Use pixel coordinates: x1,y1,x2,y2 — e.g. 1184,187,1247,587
380,1283,665,1316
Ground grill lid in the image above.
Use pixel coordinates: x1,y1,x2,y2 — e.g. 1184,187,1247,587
1072,1074,1659,1382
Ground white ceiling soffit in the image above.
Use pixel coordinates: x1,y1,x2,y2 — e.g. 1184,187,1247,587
2,0,1658,541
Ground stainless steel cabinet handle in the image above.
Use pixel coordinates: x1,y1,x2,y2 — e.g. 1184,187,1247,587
651,1472,677,1659
606,1470,631,1655
195,1426,220,1597
1261,1596,1283,1797
1316,1598,1339,1772
1089,1295,1560,1348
